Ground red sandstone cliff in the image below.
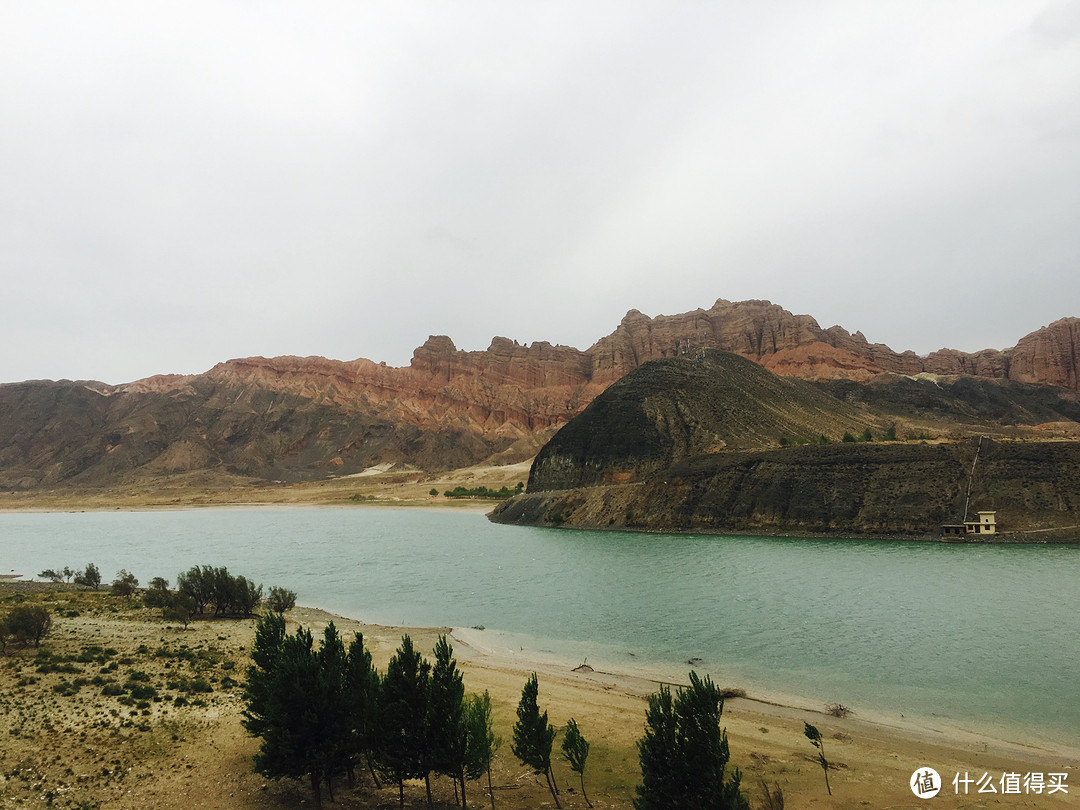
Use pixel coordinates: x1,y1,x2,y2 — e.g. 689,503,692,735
132,299,1080,438
6,298,1077,487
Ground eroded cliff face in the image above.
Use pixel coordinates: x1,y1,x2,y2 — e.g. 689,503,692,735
586,300,1080,389
5,298,1080,489
492,440,1080,539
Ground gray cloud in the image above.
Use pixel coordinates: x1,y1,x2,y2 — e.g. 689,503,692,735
2,1,1078,383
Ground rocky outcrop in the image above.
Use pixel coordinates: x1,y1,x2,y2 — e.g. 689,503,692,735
528,351,878,491
585,300,1080,389
493,439,1080,540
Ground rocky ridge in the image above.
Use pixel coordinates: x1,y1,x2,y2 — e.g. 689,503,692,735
4,298,1080,490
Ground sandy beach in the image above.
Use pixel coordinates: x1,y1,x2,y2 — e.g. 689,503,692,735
1,578,1078,809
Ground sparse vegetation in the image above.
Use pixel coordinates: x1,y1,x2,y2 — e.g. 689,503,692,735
825,702,852,718
443,485,519,499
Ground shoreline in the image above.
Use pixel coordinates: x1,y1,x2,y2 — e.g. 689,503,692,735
293,605,1080,769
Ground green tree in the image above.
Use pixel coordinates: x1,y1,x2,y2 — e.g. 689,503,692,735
635,671,748,810
241,618,344,809
883,424,897,441
231,574,263,616
38,569,64,583
429,488,439,497
177,565,214,614
162,592,196,627
111,569,139,598
315,623,352,802
464,690,500,810
376,634,431,808
345,632,382,788
861,428,873,442
511,673,560,808
803,722,831,795
243,613,287,739
842,432,856,443
429,635,467,805
8,605,51,647
0,615,9,656
561,718,592,807
74,562,101,590
266,586,297,614
144,578,172,608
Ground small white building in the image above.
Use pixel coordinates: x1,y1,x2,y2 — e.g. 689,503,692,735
965,511,997,535
941,511,997,537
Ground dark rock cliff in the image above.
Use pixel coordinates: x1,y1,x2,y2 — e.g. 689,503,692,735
493,439,1080,539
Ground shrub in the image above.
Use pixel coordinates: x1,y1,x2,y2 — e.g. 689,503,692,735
8,605,51,647
265,586,296,614
825,702,851,718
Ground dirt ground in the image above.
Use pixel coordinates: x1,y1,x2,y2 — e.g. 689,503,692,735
0,460,535,512
1,583,1077,810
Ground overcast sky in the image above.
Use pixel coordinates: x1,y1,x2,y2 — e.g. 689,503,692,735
2,1,1078,384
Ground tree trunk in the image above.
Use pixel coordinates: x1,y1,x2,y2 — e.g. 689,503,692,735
580,771,592,808
487,763,496,810
366,755,382,789
399,778,405,809
310,771,323,810
460,767,467,809
425,771,434,807
326,771,335,802
346,761,355,789
820,739,832,795
544,767,562,809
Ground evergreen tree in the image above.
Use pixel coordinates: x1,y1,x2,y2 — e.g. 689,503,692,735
428,635,468,805
561,718,592,808
464,690,500,810
316,623,352,802
243,626,340,809
345,632,381,788
242,613,287,739
635,672,748,810
635,685,679,810
376,634,431,808
511,673,560,808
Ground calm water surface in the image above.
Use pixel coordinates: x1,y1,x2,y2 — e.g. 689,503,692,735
2,507,1077,745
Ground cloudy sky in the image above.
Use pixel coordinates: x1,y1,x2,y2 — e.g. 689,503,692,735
2,1,1078,384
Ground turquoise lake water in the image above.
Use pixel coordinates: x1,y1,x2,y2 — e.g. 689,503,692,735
2,507,1077,747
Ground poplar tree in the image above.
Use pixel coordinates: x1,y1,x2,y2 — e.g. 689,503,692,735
511,673,560,808
377,634,431,808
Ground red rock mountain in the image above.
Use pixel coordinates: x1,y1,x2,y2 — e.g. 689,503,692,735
3,298,1079,488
